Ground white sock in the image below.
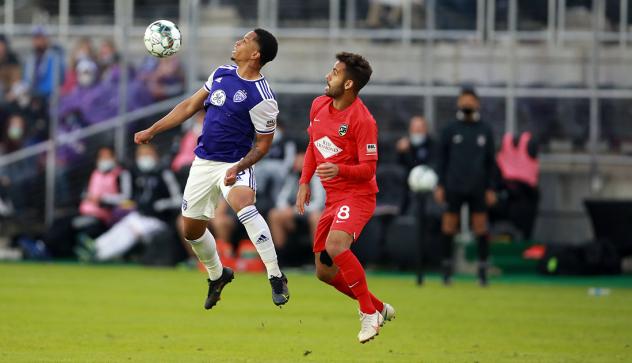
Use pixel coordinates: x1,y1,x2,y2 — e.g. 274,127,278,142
186,229,223,281
237,205,282,278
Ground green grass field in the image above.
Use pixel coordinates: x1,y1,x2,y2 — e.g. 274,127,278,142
1,263,631,362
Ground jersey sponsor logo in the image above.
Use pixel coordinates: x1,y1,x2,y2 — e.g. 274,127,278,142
233,89,247,103
215,77,223,83
366,144,377,154
453,134,463,144
338,123,348,136
477,134,486,146
210,90,226,106
266,119,276,128
182,199,188,211
314,136,342,159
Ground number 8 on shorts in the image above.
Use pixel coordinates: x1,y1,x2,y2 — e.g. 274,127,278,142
337,205,350,220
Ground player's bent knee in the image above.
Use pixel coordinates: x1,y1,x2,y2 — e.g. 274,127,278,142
182,217,209,241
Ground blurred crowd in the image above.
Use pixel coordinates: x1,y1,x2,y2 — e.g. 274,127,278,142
2,91,540,273
0,27,185,217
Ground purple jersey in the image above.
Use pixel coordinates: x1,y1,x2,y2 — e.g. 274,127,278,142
195,64,279,162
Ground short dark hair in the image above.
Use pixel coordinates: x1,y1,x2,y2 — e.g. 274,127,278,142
336,52,372,93
253,28,278,67
459,87,479,100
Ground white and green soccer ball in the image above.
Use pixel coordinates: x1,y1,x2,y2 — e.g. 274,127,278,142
143,20,181,58
408,165,438,192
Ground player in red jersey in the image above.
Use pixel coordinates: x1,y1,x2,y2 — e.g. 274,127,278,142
296,52,396,343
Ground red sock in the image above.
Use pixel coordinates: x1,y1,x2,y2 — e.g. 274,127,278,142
329,271,384,312
332,250,376,314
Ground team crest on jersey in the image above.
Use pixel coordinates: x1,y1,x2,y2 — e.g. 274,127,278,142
338,123,348,136
210,90,226,106
233,90,247,103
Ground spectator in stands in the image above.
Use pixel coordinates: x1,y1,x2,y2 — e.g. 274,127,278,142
435,87,496,286
130,56,185,110
0,113,27,153
58,58,118,126
0,35,21,105
0,113,39,213
98,38,127,84
396,115,436,213
396,115,436,172
77,146,132,235
255,121,296,208
61,37,97,95
268,151,325,265
43,146,132,258
23,26,64,100
77,144,181,261
367,0,403,29
493,132,539,239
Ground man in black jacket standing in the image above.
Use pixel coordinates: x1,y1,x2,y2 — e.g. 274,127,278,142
435,88,496,286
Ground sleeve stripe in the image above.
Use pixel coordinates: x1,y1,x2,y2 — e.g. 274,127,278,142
256,128,275,134
255,81,273,100
261,80,275,100
204,83,211,92
255,82,267,100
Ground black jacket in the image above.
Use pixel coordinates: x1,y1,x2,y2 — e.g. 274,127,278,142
397,137,436,172
437,120,496,194
132,167,182,220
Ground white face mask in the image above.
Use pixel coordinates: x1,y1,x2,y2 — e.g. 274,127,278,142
8,126,23,140
410,133,426,146
136,156,157,172
97,159,115,172
78,71,95,87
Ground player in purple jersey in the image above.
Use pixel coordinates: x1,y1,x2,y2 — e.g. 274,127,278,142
134,29,289,309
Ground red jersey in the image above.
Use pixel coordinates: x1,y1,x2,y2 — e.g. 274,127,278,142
300,95,379,201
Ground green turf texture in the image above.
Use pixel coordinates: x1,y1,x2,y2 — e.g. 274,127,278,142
1,263,631,362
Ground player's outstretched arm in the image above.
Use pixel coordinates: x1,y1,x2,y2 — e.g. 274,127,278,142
134,87,208,144
224,133,274,186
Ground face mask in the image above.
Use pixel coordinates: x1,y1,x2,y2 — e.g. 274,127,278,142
456,107,480,122
136,156,157,172
410,133,426,146
8,126,23,140
78,72,95,87
97,159,115,172
272,130,283,144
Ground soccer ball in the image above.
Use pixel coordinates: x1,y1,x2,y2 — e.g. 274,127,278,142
143,20,181,58
407,165,438,192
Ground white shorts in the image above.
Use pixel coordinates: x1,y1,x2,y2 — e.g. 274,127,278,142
181,157,256,220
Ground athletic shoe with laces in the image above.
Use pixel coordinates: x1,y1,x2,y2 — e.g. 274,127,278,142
357,310,384,343
204,267,234,310
269,273,290,306
380,303,396,326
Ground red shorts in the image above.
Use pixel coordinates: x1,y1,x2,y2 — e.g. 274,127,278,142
312,193,376,253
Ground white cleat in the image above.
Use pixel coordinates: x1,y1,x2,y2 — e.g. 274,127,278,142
380,303,396,327
357,310,384,344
